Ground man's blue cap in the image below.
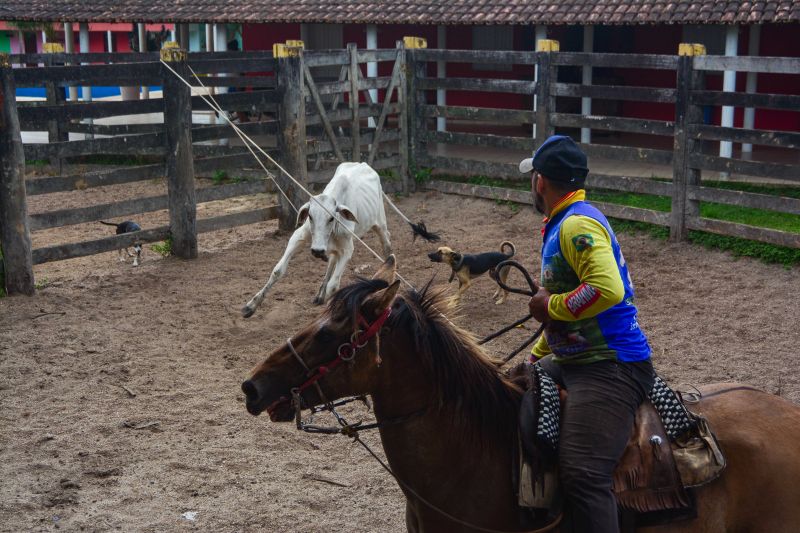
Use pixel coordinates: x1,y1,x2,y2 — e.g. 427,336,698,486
519,135,589,184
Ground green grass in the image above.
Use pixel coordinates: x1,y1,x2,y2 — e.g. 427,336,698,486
150,237,173,257
435,174,800,268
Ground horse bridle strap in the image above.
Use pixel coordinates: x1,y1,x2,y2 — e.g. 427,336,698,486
289,306,392,396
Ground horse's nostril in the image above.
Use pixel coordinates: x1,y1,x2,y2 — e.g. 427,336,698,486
242,380,258,401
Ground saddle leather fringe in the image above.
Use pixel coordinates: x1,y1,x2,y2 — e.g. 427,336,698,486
616,487,690,514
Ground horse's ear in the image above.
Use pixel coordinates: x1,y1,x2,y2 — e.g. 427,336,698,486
364,279,400,316
372,254,397,283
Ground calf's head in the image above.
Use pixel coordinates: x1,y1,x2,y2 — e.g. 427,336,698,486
297,194,358,261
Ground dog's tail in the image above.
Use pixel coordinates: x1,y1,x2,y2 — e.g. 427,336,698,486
382,191,440,242
500,241,515,257
99,220,120,228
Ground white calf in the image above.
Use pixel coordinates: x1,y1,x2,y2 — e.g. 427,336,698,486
242,162,393,317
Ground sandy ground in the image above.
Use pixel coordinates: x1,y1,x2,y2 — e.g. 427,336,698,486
1,178,799,532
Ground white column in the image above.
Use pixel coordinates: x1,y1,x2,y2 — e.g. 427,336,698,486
106,30,114,52
720,25,738,159
171,26,177,42
205,23,214,52
79,23,93,138
64,23,78,101
214,24,230,143
581,25,593,144
742,25,760,156
436,25,447,132
366,24,378,129
533,25,547,140
138,23,149,99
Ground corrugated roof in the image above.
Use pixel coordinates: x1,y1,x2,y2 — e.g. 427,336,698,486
2,0,799,25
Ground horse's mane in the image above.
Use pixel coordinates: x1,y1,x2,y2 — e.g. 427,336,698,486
331,277,523,446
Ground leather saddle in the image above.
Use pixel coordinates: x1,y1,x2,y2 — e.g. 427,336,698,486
513,364,724,525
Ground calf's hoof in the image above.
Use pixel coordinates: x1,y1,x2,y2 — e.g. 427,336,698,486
242,305,255,318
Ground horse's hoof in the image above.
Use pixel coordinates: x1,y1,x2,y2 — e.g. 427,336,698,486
242,305,255,318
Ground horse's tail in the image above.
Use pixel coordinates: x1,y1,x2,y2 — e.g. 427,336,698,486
500,241,515,257
99,220,119,228
382,191,440,243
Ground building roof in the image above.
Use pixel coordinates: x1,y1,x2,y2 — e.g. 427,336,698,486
2,0,799,25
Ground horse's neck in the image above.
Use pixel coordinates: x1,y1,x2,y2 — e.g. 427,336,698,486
370,343,521,526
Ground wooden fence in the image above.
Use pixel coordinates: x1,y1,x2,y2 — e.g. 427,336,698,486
409,43,800,251
0,42,408,295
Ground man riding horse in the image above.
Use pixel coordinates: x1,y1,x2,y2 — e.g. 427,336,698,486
520,135,655,533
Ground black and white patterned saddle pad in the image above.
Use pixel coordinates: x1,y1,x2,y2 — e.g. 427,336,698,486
648,375,694,440
534,372,694,449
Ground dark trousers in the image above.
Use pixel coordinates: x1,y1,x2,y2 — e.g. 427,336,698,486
539,356,655,533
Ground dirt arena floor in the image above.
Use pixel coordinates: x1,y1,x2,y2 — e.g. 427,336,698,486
2,177,799,532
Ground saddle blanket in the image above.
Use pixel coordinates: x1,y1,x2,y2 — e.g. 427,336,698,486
535,370,694,454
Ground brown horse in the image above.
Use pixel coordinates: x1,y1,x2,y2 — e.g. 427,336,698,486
242,256,800,532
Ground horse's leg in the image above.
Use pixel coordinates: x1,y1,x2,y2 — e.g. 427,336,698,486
405,502,420,533
322,239,354,303
242,224,310,317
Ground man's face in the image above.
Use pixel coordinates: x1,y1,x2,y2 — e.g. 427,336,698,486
531,171,546,215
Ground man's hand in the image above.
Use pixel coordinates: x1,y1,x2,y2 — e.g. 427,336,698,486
528,287,552,324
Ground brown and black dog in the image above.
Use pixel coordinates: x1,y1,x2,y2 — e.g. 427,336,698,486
428,241,515,304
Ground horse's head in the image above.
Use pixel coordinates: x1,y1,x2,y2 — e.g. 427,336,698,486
241,256,400,421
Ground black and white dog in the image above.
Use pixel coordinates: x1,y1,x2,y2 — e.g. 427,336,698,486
100,220,143,266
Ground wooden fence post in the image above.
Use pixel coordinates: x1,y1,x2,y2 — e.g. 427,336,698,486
274,42,307,231
670,43,706,241
161,43,198,259
0,53,35,295
347,43,361,162
396,40,410,194
404,36,427,192
534,39,559,150
44,43,67,172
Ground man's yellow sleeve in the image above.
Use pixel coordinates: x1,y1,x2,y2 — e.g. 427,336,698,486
531,334,551,360
547,215,625,321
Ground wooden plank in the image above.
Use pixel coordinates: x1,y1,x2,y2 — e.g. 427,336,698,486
12,62,162,88
580,143,674,166
196,206,280,233
355,49,402,63
587,174,673,196
690,90,800,111
349,43,361,162
415,49,537,65
535,52,555,147
306,104,397,126
591,202,671,226
30,180,268,231
694,55,800,75
310,129,400,154
314,79,350,96
26,164,165,195
32,226,170,265
419,155,521,179
396,42,409,194
190,119,279,143
24,131,166,160
689,185,800,215
303,50,350,68
552,52,678,70
64,122,163,135
185,57,277,73
425,105,535,124
275,51,307,230
190,89,280,112
552,83,677,103
690,124,800,149
18,98,164,123
191,75,276,88
418,77,535,95
31,205,280,265
11,52,160,64
551,113,675,136
429,130,530,151
686,217,800,248
303,62,345,161
689,154,800,182
368,51,402,166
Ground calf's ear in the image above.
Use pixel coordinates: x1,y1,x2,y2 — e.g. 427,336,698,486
336,204,359,224
296,202,311,227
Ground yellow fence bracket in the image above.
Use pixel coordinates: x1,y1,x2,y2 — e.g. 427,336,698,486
160,41,186,62
678,43,707,56
44,42,64,53
537,39,560,52
403,36,427,49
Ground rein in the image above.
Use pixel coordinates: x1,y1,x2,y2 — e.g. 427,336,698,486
480,260,545,364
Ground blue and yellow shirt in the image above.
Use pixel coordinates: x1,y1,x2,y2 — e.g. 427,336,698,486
532,190,651,364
